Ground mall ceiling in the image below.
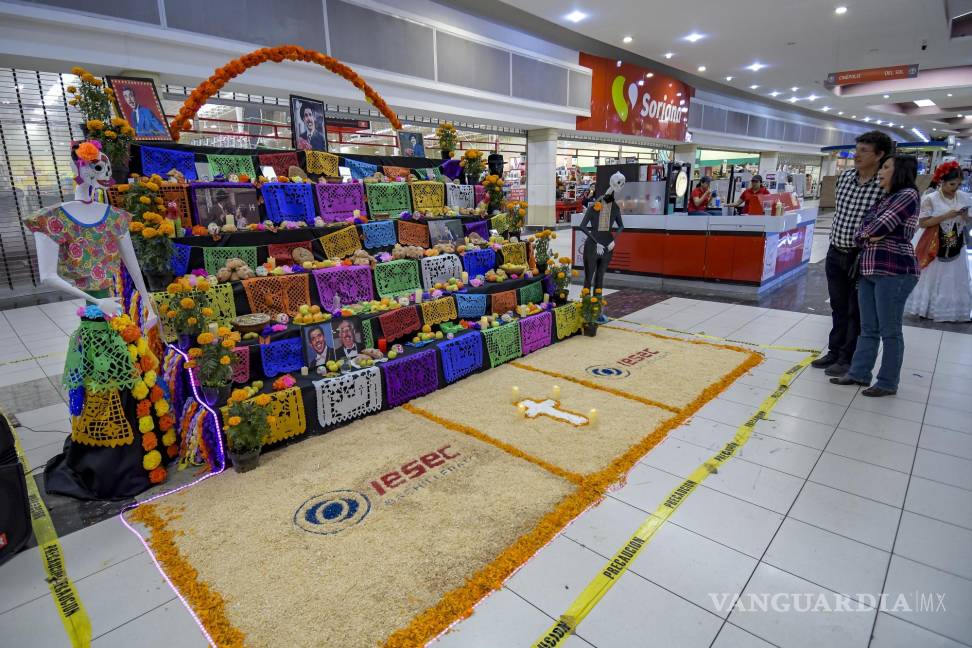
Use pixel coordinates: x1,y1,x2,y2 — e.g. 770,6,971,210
499,0,972,142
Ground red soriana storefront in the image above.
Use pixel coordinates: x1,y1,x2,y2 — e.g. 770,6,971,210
576,53,693,141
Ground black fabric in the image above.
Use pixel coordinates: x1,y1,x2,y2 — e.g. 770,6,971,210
937,223,964,260
825,245,862,364
582,237,614,292
0,416,31,565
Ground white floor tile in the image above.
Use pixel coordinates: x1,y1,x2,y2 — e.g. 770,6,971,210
24,439,65,471
15,402,69,427
579,570,723,648
883,556,972,645
752,411,836,451
729,563,876,648
894,511,972,581
711,622,777,648
505,534,607,619
789,482,901,552
0,586,67,648
927,388,972,415
772,393,846,427
91,599,209,648
847,392,926,423
12,427,67,452
763,518,890,604
0,364,45,387
922,405,971,434
904,477,972,530
785,378,858,406
838,408,921,446
826,428,915,473
810,452,910,507
694,398,756,428
913,449,972,491
431,587,592,648
870,612,967,648
919,425,972,461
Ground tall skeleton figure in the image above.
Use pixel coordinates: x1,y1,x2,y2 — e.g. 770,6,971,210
577,171,626,294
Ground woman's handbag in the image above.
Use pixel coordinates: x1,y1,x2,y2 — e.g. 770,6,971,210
914,226,939,269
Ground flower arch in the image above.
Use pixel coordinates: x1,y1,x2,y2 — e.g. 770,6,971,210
168,45,401,140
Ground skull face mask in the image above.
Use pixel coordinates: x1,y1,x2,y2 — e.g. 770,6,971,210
72,140,113,198
608,171,626,195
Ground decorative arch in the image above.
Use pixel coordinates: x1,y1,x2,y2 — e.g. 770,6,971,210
168,45,402,140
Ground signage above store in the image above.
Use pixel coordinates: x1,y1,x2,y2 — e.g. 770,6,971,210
825,64,918,86
576,52,693,142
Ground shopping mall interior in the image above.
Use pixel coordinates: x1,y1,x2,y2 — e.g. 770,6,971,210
0,1,970,647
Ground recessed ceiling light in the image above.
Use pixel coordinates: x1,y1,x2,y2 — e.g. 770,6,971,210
646,72,654,78
932,127,937,131
789,96,799,103
684,32,705,42
565,10,587,22
852,115,857,118
958,113,965,117
835,6,848,14
791,86,799,92
913,99,936,107
746,62,766,72
807,94,819,101
616,60,622,67
750,84,760,89
887,122,894,127
947,93,953,97
864,116,871,122
638,79,644,86
725,76,734,81
623,36,633,44
883,94,890,99
876,120,883,125
821,106,831,111
664,52,674,59
769,91,781,97
838,111,844,115
697,65,707,72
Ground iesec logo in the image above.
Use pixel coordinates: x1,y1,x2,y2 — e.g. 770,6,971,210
586,365,630,379
610,75,683,124
294,489,372,535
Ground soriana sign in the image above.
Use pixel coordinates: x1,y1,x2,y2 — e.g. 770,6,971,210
576,52,693,141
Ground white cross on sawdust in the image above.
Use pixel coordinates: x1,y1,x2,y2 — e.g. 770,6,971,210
516,399,589,426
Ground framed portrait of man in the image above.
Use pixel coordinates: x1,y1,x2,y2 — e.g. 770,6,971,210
290,95,328,152
398,131,425,158
105,76,171,141
330,319,363,364
427,219,464,245
301,323,335,369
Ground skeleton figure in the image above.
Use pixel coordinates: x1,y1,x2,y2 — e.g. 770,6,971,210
577,171,626,295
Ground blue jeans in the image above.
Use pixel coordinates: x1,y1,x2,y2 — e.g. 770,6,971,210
848,274,918,390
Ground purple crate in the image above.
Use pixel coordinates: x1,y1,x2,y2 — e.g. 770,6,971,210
381,347,439,407
315,182,366,222
312,265,375,307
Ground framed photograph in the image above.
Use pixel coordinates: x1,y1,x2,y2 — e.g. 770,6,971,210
428,218,464,245
105,76,171,141
330,319,363,364
191,183,261,228
301,323,335,370
398,131,425,158
290,94,327,152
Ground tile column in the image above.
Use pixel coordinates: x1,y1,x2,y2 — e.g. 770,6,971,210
527,128,558,228
759,152,779,177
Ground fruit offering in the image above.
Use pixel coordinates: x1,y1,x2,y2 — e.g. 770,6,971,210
293,304,331,325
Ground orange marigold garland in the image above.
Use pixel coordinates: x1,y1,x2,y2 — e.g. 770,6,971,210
168,45,402,140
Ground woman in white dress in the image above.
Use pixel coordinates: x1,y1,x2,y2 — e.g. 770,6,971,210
905,161,972,322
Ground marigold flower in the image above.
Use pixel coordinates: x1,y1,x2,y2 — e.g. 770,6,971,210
70,66,86,76
197,332,215,345
266,415,277,425
76,141,100,162
228,416,242,427
201,307,214,317
255,393,272,407
132,381,149,400
81,73,96,83
162,431,176,447
188,347,203,358
129,222,144,233
103,130,117,139
150,385,164,403
67,86,77,94
139,196,151,205
186,316,197,326
116,184,130,192
180,297,195,310
142,432,158,451
230,388,249,402
137,400,152,418
85,119,104,130
154,400,170,416
138,415,154,433
219,355,231,365
196,280,211,292
148,467,166,484
222,339,236,349
68,98,78,106
144,181,159,192
143,450,162,470
165,445,178,459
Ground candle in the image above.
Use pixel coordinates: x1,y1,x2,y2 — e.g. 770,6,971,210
551,384,561,399
226,213,236,228
301,366,309,376
461,271,469,283
588,408,598,425
543,293,550,303
415,288,424,303
377,338,387,353
511,386,520,403
517,403,527,417
480,316,489,330
208,322,218,336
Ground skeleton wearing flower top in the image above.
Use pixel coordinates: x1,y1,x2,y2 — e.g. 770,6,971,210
577,171,626,295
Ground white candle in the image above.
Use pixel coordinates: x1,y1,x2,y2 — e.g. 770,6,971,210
511,386,520,403
551,384,561,399
301,366,309,376
543,293,550,303
208,322,218,336
226,213,236,228
517,403,527,417
415,289,423,303
461,271,469,283
588,408,598,425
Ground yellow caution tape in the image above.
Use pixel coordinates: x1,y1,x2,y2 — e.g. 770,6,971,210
609,317,820,353
4,410,92,648
532,351,817,647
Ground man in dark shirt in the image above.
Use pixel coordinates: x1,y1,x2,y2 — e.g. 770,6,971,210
814,131,891,375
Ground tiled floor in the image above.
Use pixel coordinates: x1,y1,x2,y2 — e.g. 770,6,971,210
1,296,970,647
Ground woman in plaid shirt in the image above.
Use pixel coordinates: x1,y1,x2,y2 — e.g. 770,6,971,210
831,155,920,397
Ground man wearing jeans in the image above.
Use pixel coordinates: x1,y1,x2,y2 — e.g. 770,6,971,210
813,131,891,376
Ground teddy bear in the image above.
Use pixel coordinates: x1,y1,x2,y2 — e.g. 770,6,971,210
216,257,256,283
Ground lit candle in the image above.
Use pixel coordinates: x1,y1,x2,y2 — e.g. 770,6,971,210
511,386,520,403
551,384,561,399
517,403,527,417
588,408,598,425
226,213,236,228
461,271,469,283
543,293,550,303
415,288,423,303
480,316,489,330
301,366,309,376
208,322,218,336
377,338,387,353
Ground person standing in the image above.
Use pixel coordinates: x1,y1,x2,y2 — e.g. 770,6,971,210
731,174,771,214
905,161,972,321
813,131,892,376
831,155,920,397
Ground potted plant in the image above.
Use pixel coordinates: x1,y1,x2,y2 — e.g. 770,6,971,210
459,149,484,185
119,176,177,290
548,256,576,305
224,387,274,472
482,174,505,215
435,122,457,159
161,276,213,348
67,66,135,183
506,199,527,239
187,326,240,405
580,287,604,336
530,228,554,274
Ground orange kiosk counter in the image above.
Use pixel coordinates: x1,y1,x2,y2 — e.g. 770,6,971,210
571,207,817,293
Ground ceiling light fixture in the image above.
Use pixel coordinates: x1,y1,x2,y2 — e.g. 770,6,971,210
769,91,781,97
725,76,734,81
864,116,871,122
697,65,707,72
807,94,819,101
958,114,965,117
947,93,953,97
883,94,890,99
646,72,654,78
749,84,760,90
887,122,894,127
852,115,857,118
684,32,705,42
664,52,674,59
638,79,644,86
789,96,799,102
913,99,936,107
838,111,844,115
623,36,633,44
835,6,848,14
616,60,622,67
746,62,766,72
876,120,883,125
791,86,799,92
911,127,928,142
565,10,587,22
821,106,831,111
